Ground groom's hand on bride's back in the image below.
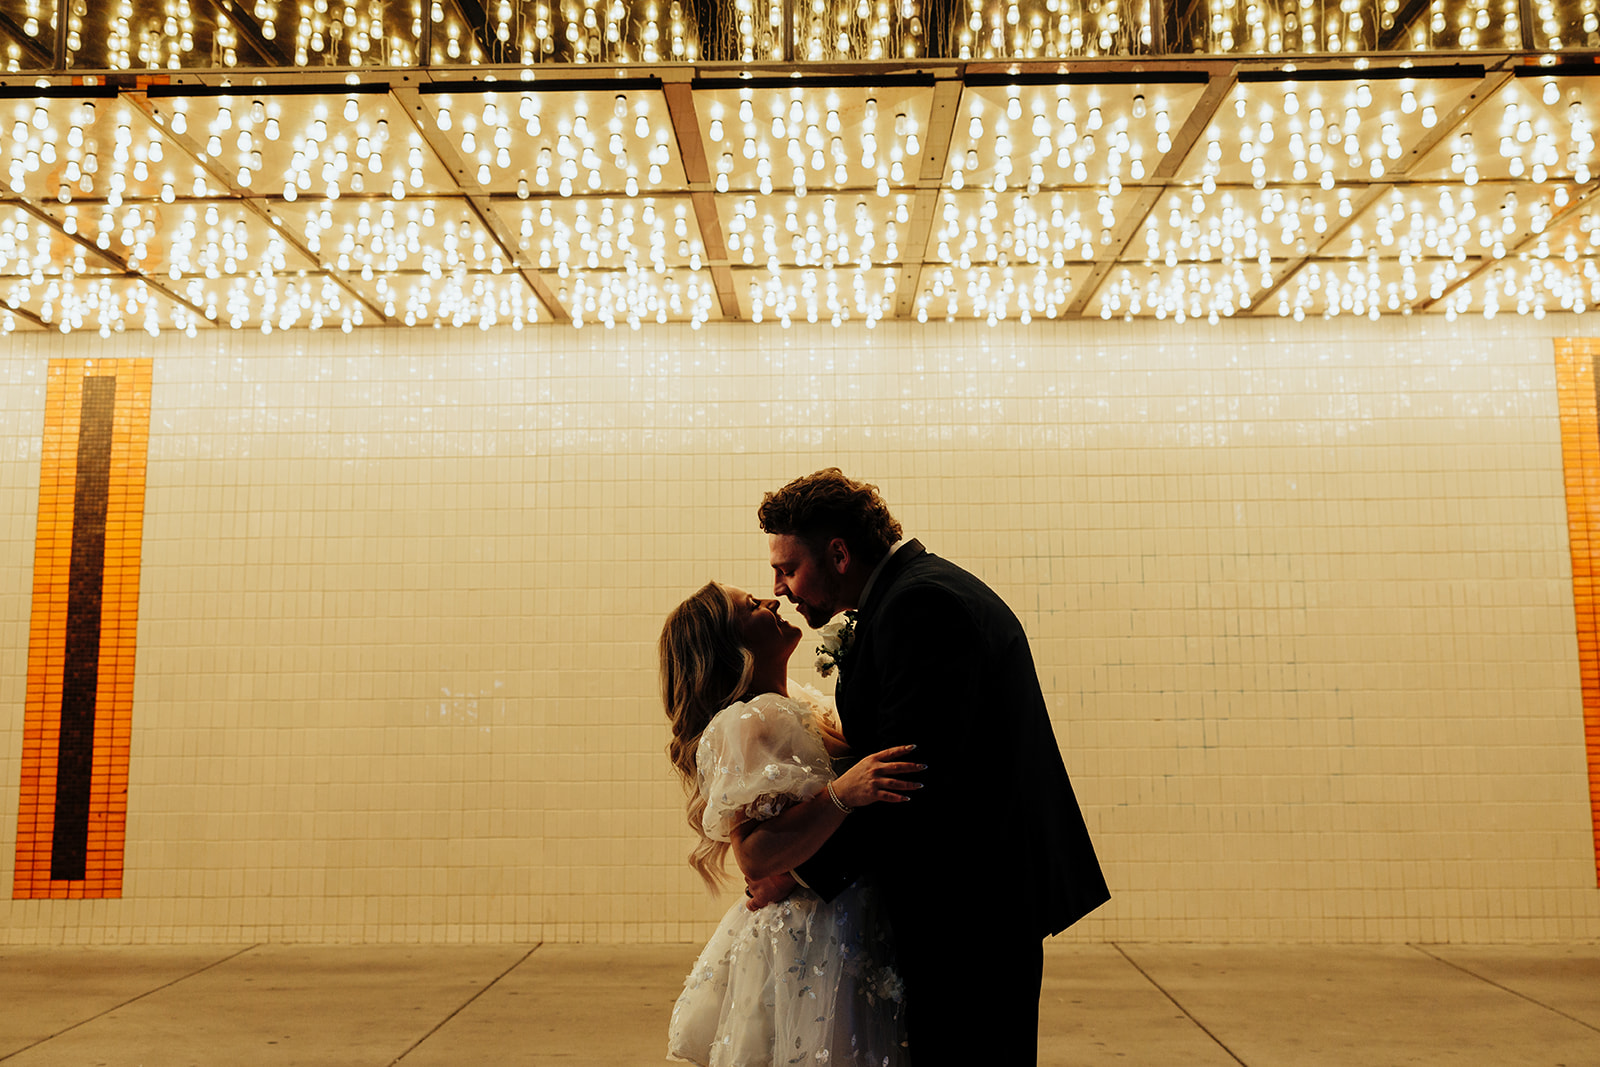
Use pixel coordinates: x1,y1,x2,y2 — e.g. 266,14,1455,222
744,871,797,911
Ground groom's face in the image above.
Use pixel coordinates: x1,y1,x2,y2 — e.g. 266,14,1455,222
768,533,847,629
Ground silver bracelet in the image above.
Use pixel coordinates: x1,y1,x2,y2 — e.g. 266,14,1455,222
826,780,853,814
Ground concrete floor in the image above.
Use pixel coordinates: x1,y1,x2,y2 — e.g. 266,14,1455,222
1,943,1596,1066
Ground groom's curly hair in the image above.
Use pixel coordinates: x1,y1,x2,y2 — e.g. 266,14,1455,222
758,468,903,567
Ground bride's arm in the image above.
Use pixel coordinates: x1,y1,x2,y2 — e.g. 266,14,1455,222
729,744,922,882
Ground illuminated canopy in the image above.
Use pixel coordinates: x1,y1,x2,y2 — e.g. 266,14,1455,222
0,0,1591,332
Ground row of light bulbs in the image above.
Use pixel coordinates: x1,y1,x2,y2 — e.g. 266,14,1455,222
1183,0,1531,54
178,273,354,330
163,95,435,203
950,0,1152,58
948,87,1176,200
430,92,676,196
706,91,919,197
726,194,910,269
8,275,202,335
1201,83,1439,192
1442,257,1599,317
747,268,896,326
1077,252,1595,325
1133,183,1579,267
1269,257,1470,319
1352,189,1562,261
9,73,1585,208
936,191,1109,266
27,261,542,335
438,0,700,64
372,269,542,327
1143,190,1285,268
515,197,703,272
5,101,174,205
33,0,1599,74
916,264,1077,324
291,200,512,281
561,268,715,327
1097,262,1252,321
2,251,1593,334
64,1,414,70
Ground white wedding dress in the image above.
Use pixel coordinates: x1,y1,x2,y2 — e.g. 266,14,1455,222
667,688,908,1067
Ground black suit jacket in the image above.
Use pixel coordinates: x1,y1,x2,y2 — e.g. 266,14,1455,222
797,540,1109,939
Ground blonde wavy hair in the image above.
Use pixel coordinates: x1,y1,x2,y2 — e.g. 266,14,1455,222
659,581,755,891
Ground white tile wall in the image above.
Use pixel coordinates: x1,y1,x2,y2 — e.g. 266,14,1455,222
1,314,1598,944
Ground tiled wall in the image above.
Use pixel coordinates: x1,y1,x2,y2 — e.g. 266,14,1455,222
2,316,1598,944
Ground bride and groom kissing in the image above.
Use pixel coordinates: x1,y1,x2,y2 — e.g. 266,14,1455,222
661,469,1109,1066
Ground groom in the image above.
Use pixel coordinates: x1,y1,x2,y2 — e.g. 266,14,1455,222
749,468,1109,1064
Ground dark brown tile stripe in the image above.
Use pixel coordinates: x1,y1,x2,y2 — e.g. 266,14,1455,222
49,375,116,881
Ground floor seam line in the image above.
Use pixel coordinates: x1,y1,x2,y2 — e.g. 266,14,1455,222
389,943,544,1066
1406,944,1600,1035
0,943,261,1064
1112,943,1250,1067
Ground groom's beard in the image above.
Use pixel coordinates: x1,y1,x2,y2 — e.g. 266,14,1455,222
798,601,833,628
797,568,847,628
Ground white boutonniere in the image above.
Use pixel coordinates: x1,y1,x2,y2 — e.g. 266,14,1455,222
814,611,858,678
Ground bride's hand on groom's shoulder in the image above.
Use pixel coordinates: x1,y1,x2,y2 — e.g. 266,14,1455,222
830,745,925,810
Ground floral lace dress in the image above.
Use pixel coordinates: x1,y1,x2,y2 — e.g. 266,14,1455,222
667,689,907,1067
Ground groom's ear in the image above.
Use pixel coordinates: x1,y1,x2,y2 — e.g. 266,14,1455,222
824,536,851,575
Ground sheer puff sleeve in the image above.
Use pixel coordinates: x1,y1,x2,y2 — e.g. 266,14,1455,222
695,693,834,842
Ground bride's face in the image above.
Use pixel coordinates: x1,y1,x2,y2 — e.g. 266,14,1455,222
726,585,802,666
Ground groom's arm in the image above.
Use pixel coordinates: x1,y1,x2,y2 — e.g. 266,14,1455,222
833,584,983,870
789,806,870,901
793,583,983,898
744,870,796,909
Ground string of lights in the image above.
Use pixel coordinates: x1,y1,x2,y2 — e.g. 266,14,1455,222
0,1,1590,333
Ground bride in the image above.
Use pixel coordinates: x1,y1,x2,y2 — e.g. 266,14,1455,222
660,581,921,1067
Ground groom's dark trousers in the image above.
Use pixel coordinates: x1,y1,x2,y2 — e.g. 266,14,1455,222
796,541,1109,1064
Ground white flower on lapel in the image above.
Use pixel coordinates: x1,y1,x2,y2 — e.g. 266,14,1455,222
814,611,858,678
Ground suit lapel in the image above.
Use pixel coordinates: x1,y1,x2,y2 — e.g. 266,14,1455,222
857,538,925,621
834,539,924,725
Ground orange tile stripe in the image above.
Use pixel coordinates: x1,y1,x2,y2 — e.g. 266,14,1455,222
13,358,151,899
1553,339,1600,888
